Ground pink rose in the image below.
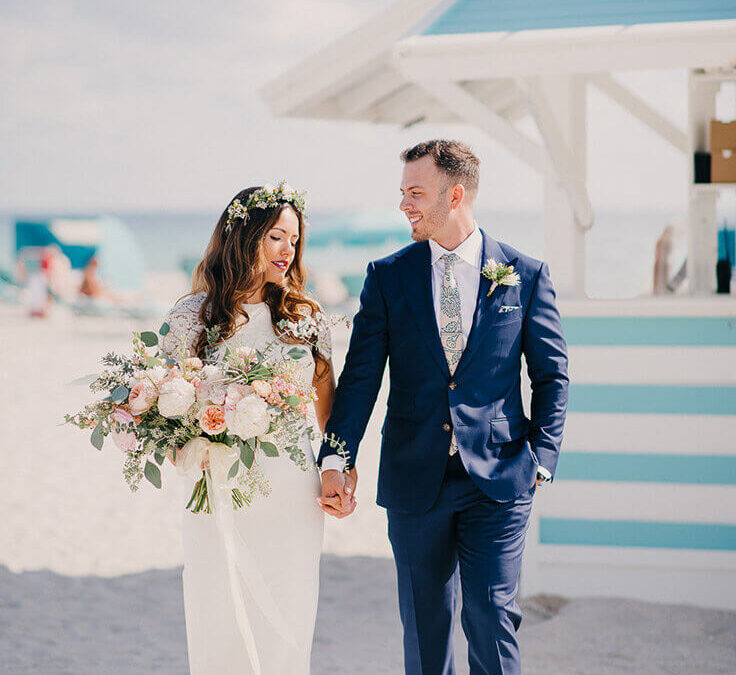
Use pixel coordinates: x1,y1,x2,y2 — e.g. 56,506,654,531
110,409,137,453
198,405,227,435
128,381,158,415
224,382,253,410
251,380,272,399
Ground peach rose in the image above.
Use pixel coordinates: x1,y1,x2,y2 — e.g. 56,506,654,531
128,381,158,415
198,405,227,435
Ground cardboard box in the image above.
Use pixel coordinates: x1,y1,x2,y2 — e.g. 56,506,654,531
710,120,736,183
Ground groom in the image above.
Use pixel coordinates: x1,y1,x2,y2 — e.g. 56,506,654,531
319,139,568,674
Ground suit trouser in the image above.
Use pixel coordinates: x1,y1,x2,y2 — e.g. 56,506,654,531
387,453,535,675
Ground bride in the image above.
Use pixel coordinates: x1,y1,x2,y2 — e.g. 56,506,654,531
160,183,355,674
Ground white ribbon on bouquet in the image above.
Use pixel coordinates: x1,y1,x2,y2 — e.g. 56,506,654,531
178,437,299,675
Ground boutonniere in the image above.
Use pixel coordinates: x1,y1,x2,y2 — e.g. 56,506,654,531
481,258,521,297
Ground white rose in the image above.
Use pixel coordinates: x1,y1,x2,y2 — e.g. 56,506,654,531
157,377,196,418
225,393,271,441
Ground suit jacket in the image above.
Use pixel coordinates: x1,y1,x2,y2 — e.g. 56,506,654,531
318,229,569,514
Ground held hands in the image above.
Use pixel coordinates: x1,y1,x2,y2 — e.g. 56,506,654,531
318,468,358,518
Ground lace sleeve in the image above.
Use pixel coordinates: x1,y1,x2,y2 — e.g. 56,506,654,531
160,293,206,358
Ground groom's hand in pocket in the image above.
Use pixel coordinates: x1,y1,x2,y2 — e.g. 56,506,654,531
319,469,357,518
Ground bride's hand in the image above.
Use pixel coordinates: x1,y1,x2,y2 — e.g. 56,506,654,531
319,469,356,518
343,468,358,501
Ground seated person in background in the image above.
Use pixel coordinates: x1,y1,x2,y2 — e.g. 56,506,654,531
79,257,117,302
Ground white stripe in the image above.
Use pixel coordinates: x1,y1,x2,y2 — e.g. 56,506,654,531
533,558,736,610
537,545,736,571
568,346,736,385
534,482,736,524
558,297,736,316
562,413,736,455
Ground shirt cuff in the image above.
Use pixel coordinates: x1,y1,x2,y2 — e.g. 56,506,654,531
320,455,346,473
537,466,552,481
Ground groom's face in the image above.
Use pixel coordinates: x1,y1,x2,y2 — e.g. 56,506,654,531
400,156,452,242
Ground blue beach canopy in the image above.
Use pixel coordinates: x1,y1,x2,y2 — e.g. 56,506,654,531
15,216,145,291
423,0,736,35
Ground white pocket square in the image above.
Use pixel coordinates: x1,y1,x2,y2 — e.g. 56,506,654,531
499,305,520,313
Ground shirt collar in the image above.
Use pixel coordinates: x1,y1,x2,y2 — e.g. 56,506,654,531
429,225,483,269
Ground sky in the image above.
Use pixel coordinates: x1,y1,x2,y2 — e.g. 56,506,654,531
0,0,729,216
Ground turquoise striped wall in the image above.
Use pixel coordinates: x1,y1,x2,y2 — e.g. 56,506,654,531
540,518,736,551
568,384,736,415
556,452,736,485
561,316,736,346
541,313,735,558
423,0,736,35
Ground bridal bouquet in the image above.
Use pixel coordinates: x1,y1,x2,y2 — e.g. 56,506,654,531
66,320,327,513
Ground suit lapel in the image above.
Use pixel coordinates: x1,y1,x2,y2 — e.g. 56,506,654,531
399,242,450,377
454,230,514,378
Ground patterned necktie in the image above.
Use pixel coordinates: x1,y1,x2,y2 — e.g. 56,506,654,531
439,253,463,456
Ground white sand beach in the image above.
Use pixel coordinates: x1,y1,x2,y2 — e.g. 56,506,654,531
2,276,735,673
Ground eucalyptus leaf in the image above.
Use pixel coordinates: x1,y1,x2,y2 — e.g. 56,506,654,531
144,356,163,367
154,452,165,466
260,441,279,457
228,459,240,480
284,395,301,407
144,460,162,488
159,322,170,336
140,331,159,347
90,424,105,451
239,439,255,469
110,384,129,404
287,347,306,359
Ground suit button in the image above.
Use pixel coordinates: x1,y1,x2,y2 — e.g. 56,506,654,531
442,423,451,432
448,381,457,390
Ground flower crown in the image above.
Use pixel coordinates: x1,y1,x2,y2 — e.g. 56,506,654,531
225,180,306,233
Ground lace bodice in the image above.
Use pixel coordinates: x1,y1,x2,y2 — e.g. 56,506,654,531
160,292,332,367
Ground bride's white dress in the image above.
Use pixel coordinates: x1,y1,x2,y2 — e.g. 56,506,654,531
162,293,326,675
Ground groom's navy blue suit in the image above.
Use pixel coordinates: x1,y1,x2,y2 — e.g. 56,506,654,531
319,229,568,674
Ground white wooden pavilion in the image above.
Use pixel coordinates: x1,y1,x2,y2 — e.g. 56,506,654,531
262,0,736,609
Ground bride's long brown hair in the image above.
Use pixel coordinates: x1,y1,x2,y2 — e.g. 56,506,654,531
191,187,328,378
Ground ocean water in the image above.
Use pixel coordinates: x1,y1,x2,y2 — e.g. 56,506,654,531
0,209,682,299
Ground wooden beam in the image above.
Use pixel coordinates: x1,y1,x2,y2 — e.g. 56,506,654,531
394,23,736,80
517,76,595,230
409,79,549,174
338,65,405,117
260,0,450,116
588,73,688,153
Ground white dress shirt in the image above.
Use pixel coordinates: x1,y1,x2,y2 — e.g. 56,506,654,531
322,226,550,480
428,226,483,345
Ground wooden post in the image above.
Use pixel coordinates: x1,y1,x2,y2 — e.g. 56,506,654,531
687,72,720,295
539,75,588,298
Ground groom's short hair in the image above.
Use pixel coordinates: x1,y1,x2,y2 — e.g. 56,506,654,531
401,139,479,196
